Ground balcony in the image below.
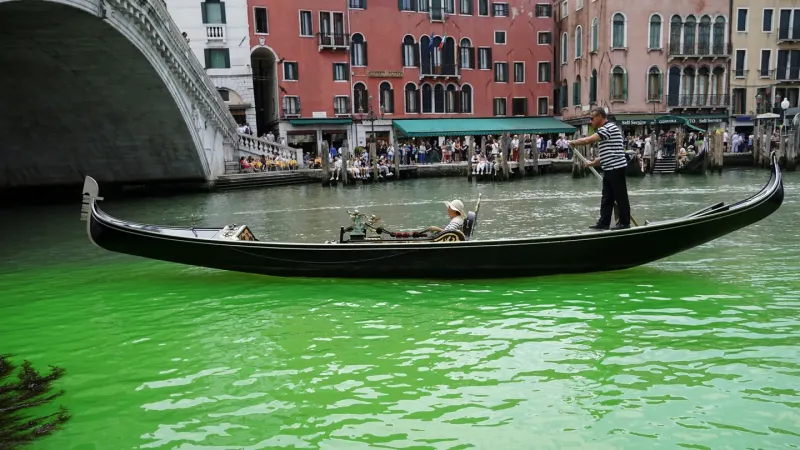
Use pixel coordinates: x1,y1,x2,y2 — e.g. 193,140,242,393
758,69,776,79
282,106,300,118
733,69,749,79
420,64,460,80
776,66,800,83
666,94,730,109
668,42,729,60
317,32,349,51
778,27,800,43
205,24,226,42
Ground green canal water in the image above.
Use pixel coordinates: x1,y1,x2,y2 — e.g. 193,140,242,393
1,169,799,449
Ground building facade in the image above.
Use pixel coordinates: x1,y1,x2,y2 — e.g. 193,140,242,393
556,0,730,136
167,0,256,128
730,0,800,133
246,0,556,152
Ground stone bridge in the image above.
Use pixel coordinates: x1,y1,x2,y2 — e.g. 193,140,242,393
0,0,292,195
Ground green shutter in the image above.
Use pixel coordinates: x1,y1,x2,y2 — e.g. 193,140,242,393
658,73,663,98
201,2,207,23
204,49,210,68
622,73,628,100
363,41,368,66
220,2,226,24
398,0,403,10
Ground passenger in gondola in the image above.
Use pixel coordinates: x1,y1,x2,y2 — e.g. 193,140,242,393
427,200,466,234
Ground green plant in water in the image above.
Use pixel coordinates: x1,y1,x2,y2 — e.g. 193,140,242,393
0,355,70,449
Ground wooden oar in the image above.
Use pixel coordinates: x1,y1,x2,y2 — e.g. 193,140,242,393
572,148,640,227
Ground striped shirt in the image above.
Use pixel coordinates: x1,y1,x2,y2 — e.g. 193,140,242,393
596,122,628,171
443,216,464,232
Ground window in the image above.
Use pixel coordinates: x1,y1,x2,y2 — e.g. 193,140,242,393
333,63,348,81
572,78,581,106
713,17,725,54
418,0,429,12
445,85,458,113
535,4,551,18
349,0,366,9
299,10,312,36
334,96,350,115
763,9,773,32
459,0,473,15
760,50,771,78
538,32,552,45
736,8,748,32
732,88,747,115
217,89,229,101
351,34,367,66
537,97,548,115
575,26,582,58
776,50,800,81
478,47,492,69
560,0,567,19
283,96,299,115
589,69,597,103
380,82,394,113
591,17,598,52
561,33,568,64
403,36,418,67
204,48,230,68
431,0,444,20
612,13,626,48
494,62,508,82
254,7,268,34
201,0,226,24
405,83,419,113
444,0,455,14
399,0,415,11
421,83,432,113
494,31,506,44
434,84,445,113
493,98,507,116
778,10,800,41
537,62,551,82
649,14,661,49
478,0,489,16
559,82,568,109
283,62,298,81
459,38,474,69
576,0,583,10
512,98,527,116
647,67,662,101
354,83,368,112
735,49,746,77
460,85,473,113
610,66,627,100
514,62,525,82
492,2,509,17
698,15,711,54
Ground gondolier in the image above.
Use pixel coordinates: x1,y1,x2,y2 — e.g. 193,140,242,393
569,108,631,230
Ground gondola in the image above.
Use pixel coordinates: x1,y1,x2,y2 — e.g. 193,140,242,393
625,151,647,177
80,153,784,279
676,149,707,175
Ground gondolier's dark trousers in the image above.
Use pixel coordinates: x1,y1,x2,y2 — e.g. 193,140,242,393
599,167,630,227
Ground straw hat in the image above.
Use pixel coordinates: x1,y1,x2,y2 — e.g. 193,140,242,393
444,200,466,218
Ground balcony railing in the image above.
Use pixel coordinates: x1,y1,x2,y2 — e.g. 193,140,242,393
733,69,748,79
317,32,349,49
758,69,776,79
205,24,226,42
334,102,352,116
667,94,730,108
668,42,729,58
776,66,800,82
420,64,460,79
282,106,300,118
778,27,800,42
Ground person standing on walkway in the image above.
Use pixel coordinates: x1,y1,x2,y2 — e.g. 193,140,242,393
568,107,631,230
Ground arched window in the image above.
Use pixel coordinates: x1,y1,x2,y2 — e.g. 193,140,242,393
684,16,696,55
405,83,419,113
561,32,568,64
669,15,683,54
698,15,711,55
649,14,662,49
431,36,443,71
711,66,725,105
442,37,456,75
667,66,681,106
560,79,568,110
612,13,626,48
610,66,627,101
402,35,418,67
589,69,597,103
459,38,474,69
351,33,367,66
460,85,473,113
575,26,583,58
434,84,445,113
683,66,696,105
697,66,710,105
713,17,726,54
421,83,432,113
380,81,394,113
354,82,368,113
445,84,458,113
591,18,599,52
647,67,662,101
573,76,582,106
420,35,432,74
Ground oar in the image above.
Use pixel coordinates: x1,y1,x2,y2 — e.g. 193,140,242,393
572,147,639,227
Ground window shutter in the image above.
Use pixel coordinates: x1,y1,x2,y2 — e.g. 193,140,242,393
658,73,663,97
490,1,495,16
333,64,336,81
469,47,475,69
204,49,210,68
297,97,301,114
609,76,614,98
487,47,493,65
414,43,420,66
224,50,231,68
494,64,498,82
416,88,421,113
201,3,208,23
350,41,355,65
401,43,406,66
363,90,369,111
363,41,368,66
398,0,403,10
622,73,628,99
220,2,227,24
389,89,395,113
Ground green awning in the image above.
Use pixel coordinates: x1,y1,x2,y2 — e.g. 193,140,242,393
614,114,727,128
392,117,576,137
289,118,353,126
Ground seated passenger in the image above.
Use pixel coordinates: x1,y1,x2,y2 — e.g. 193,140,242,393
427,200,466,234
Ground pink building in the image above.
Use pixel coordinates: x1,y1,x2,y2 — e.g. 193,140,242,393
555,0,731,136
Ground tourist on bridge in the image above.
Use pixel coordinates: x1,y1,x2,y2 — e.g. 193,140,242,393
568,107,631,231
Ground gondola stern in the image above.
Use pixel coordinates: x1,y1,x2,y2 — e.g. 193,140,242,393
80,176,105,249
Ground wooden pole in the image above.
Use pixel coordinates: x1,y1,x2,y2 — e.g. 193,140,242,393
518,136,526,178
467,136,475,181
572,146,585,178
500,132,511,180
341,141,349,185
649,131,656,173
320,139,330,185
531,135,540,176
369,141,378,180
393,136,402,179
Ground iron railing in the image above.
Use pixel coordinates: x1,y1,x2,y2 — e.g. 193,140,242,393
666,94,730,108
733,69,749,78
317,32,349,48
668,42,729,57
778,26,800,42
775,66,800,82
420,64,460,78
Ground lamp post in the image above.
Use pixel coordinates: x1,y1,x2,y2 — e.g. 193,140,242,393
781,98,791,128
356,95,385,180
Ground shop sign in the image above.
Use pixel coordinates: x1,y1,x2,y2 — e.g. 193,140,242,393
367,70,404,78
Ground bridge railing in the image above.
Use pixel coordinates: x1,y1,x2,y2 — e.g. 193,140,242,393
237,133,297,156
112,0,239,143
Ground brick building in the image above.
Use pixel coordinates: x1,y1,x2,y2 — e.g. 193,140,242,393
247,0,556,151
